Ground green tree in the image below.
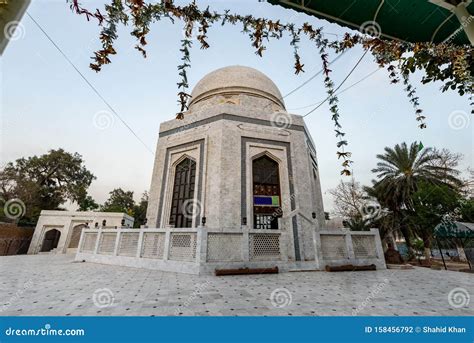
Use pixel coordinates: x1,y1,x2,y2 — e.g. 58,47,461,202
101,189,148,227
459,199,474,222
101,188,135,215
345,216,371,231
409,182,460,260
133,191,148,228
77,189,100,211
458,168,474,222
0,149,95,224
367,142,462,256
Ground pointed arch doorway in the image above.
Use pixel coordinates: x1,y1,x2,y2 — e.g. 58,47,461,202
252,155,281,230
169,157,197,228
40,229,61,252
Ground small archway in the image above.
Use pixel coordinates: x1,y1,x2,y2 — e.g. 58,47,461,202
40,229,61,252
252,155,281,230
68,224,87,249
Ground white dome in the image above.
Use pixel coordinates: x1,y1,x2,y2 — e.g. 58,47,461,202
188,66,285,110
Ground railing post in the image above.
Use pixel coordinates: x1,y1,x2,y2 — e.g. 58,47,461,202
93,228,102,255
196,227,206,264
280,231,288,262
163,230,171,261
77,229,87,254
371,228,385,262
113,228,121,256
136,230,144,258
242,227,250,262
314,230,323,269
345,230,355,261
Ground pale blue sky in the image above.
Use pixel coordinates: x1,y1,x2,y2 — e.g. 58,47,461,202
2,0,472,212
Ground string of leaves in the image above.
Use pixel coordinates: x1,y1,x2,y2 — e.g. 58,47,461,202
67,0,473,176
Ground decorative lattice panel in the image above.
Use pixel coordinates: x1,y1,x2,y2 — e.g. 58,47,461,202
141,232,166,259
80,232,97,253
169,233,197,262
98,233,116,255
352,235,377,259
320,235,348,259
118,232,140,257
207,233,242,262
249,233,281,261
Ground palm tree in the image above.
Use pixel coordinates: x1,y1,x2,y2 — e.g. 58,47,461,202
345,216,371,231
368,142,462,259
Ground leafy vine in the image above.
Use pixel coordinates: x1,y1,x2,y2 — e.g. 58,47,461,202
67,0,473,175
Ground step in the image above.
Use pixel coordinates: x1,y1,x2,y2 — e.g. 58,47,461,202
387,263,414,270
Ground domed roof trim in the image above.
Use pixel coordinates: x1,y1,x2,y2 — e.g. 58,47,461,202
189,66,285,109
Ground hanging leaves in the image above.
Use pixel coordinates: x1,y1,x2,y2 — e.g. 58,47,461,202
387,64,427,129
401,72,427,129
70,0,105,24
320,51,353,175
177,28,192,117
66,0,472,176
287,24,304,74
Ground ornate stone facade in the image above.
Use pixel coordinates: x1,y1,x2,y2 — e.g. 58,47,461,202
29,211,134,255
146,66,326,263
76,66,386,274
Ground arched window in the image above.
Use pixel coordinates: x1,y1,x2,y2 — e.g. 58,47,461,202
169,158,196,228
252,155,281,230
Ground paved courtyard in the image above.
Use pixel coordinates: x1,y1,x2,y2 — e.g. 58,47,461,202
0,254,472,316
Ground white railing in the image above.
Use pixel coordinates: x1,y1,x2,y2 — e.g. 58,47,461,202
314,228,386,269
78,227,284,263
76,227,385,274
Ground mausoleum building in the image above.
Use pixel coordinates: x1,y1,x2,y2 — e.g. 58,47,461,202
146,65,327,262
76,66,385,274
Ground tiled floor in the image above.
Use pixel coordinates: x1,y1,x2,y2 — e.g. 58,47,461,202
0,254,472,316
